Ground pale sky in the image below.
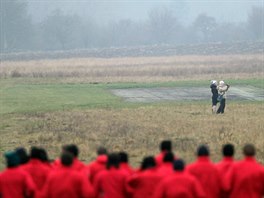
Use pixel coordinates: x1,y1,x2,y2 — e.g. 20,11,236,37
28,0,263,24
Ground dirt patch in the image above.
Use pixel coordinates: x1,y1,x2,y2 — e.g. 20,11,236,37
111,86,263,103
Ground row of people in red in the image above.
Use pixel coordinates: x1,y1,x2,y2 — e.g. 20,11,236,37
0,141,264,198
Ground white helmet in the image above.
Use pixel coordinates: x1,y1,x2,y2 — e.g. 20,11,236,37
219,80,225,86
211,80,217,85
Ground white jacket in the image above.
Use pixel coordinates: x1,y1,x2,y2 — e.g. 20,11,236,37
217,84,229,99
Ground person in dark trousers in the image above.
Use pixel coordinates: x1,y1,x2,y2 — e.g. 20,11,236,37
210,80,218,113
217,80,230,114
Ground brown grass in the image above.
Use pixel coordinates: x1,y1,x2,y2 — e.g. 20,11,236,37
0,54,263,82
0,103,263,169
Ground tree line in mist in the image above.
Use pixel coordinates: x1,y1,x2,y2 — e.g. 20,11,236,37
1,0,263,53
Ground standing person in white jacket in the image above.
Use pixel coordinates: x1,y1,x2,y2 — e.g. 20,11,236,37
217,81,230,114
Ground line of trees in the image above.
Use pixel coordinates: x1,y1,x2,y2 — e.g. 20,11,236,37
1,0,263,53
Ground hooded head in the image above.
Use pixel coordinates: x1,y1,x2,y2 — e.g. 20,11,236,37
141,156,156,170
211,80,217,85
160,140,172,152
219,81,225,86
5,151,20,168
107,153,120,169
197,145,210,157
173,159,185,171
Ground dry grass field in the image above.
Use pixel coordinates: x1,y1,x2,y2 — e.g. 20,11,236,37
0,53,263,169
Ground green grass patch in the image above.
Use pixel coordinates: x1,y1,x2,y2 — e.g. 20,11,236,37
0,78,262,115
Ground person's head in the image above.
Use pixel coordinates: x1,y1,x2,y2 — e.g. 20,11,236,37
63,144,79,158
211,80,217,85
141,156,156,170
163,152,174,163
222,144,234,157
197,145,209,157
30,147,43,160
160,140,172,152
5,151,20,168
61,152,74,167
15,147,29,165
243,144,255,157
107,153,120,169
97,147,107,156
39,148,49,162
119,152,128,163
173,159,185,172
219,80,225,86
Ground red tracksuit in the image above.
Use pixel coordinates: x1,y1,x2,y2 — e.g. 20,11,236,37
41,166,94,198
224,157,264,198
153,171,206,198
155,152,166,166
157,162,174,177
187,156,221,198
126,168,163,198
23,159,51,191
94,167,128,198
120,162,134,175
0,167,36,198
215,157,234,198
88,155,107,183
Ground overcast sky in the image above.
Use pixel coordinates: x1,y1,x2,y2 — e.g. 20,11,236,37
28,0,263,24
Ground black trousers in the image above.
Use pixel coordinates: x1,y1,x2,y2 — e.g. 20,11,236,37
217,98,226,114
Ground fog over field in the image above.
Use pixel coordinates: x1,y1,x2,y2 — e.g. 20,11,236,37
1,0,263,53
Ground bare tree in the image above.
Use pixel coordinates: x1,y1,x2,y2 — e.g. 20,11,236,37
247,6,264,40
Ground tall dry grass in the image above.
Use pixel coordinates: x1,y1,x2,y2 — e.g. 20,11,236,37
0,103,263,169
0,54,263,82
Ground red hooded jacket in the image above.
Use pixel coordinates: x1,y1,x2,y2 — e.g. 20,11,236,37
157,162,174,177
40,166,94,198
153,171,206,198
223,157,264,198
88,155,107,184
23,159,51,191
94,167,128,198
186,156,221,198
126,168,162,198
215,157,234,198
0,167,36,198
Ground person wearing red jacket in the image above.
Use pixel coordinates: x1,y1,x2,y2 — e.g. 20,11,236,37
187,145,221,198
88,147,108,184
23,147,51,193
155,140,172,167
53,144,86,171
153,159,206,198
224,144,264,198
215,144,235,198
94,153,128,198
126,156,162,198
0,151,36,198
157,152,174,177
41,152,94,198
119,152,134,175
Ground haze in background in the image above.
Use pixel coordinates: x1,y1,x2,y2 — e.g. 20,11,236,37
1,0,263,52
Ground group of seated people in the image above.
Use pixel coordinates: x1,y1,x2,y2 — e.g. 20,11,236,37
0,140,264,198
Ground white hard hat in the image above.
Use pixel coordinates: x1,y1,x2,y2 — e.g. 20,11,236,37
211,80,217,85
219,80,225,85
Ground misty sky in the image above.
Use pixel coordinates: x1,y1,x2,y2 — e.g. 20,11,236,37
28,0,263,25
